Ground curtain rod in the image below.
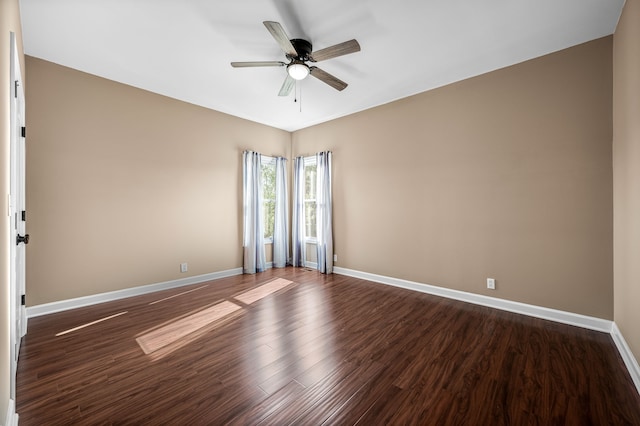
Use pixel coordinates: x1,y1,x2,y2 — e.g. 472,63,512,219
242,150,288,158
294,151,332,158
243,150,332,158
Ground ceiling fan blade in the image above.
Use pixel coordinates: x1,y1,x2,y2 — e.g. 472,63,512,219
278,75,295,97
309,67,348,91
309,39,360,62
231,61,286,68
263,21,298,57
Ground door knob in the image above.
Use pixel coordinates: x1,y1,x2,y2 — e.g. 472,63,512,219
16,234,29,245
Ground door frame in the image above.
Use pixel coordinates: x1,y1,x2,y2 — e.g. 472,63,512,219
9,31,27,400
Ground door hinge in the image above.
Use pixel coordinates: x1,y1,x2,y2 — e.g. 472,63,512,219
21,295,25,306
21,210,26,222
14,81,18,98
21,126,26,138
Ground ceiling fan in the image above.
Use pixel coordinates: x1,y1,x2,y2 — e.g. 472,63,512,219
231,21,361,96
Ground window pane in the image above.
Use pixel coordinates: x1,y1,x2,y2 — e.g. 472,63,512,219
305,201,316,238
264,200,275,239
262,163,276,201
304,164,316,200
261,162,276,239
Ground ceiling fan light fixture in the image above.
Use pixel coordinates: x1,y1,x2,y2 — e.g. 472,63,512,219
287,62,309,80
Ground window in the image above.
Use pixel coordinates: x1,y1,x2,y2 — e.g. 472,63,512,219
260,156,276,242
303,156,317,241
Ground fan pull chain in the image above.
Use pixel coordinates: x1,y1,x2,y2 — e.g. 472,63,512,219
293,80,302,112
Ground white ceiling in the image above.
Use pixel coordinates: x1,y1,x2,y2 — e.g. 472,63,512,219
19,0,624,132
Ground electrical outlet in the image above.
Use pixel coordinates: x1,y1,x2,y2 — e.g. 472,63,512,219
333,254,338,262
487,278,495,290
180,263,188,273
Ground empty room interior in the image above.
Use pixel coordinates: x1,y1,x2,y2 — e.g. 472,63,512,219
1,0,640,424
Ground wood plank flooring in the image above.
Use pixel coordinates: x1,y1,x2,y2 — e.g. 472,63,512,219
16,267,640,425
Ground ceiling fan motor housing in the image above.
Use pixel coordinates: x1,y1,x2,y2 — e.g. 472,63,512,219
289,39,312,61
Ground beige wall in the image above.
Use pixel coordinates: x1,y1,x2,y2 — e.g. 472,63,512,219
25,57,291,305
613,0,640,361
293,37,613,319
1,0,24,419
25,36,615,320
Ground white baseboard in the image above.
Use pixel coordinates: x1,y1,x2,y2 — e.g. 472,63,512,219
5,398,18,426
611,323,640,395
333,267,613,333
27,268,243,318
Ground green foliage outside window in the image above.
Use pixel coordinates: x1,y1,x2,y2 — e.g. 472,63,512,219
261,158,317,242
304,164,317,239
262,162,276,239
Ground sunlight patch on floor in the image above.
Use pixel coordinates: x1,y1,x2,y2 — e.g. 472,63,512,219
233,278,294,305
56,311,128,337
148,284,209,305
136,277,296,360
136,301,242,355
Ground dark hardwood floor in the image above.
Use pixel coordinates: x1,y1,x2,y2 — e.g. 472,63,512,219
16,267,640,425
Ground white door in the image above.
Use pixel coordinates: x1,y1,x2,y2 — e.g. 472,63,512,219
9,31,27,399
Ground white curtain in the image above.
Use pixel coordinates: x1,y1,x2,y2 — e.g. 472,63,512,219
272,157,289,267
242,151,266,274
316,151,333,274
291,156,306,267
